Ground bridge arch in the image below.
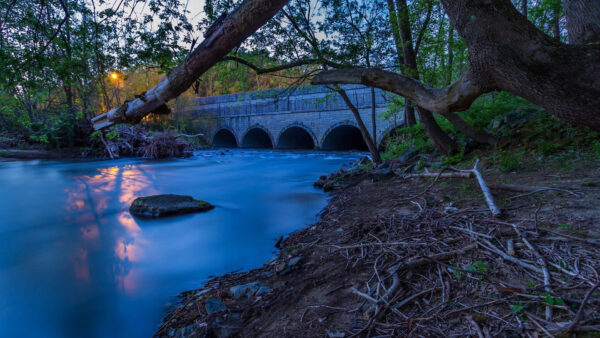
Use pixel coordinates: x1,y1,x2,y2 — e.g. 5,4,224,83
212,127,238,148
321,121,368,151
276,123,317,149
241,124,274,148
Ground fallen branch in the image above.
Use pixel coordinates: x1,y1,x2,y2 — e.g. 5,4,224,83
488,183,578,196
479,239,540,272
471,159,502,217
567,280,600,332
99,131,116,159
510,223,553,321
393,287,436,310
540,228,600,248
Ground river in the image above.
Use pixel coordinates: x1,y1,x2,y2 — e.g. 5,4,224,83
0,150,360,337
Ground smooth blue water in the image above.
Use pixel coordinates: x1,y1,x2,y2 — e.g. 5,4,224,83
0,150,359,337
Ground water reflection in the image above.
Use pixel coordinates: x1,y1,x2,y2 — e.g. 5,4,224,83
0,150,360,337
64,164,155,292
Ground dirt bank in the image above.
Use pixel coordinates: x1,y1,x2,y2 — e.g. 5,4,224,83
156,160,600,337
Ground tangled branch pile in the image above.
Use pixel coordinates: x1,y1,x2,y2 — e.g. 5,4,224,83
98,126,195,159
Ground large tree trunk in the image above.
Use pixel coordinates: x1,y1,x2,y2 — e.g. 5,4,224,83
386,0,416,127
563,0,600,44
91,0,290,130
404,103,416,126
444,0,600,129
396,0,456,154
395,0,420,128
313,0,600,132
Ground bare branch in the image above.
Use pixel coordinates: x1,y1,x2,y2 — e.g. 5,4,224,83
221,56,344,75
312,68,489,115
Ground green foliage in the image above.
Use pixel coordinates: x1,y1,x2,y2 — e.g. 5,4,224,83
382,124,434,160
543,293,565,306
592,140,600,158
467,261,490,274
450,267,463,280
0,0,194,149
442,148,465,165
106,131,119,140
510,304,524,314
460,92,534,132
497,152,523,172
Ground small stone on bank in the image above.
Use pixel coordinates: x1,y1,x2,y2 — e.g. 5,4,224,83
205,298,227,315
229,281,271,299
129,194,214,217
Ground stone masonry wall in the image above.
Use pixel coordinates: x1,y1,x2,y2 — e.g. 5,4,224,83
179,84,404,147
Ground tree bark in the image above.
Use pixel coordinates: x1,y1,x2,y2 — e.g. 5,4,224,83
443,0,600,129
404,102,416,126
370,87,377,146
386,0,416,127
91,0,290,130
446,25,454,85
386,0,403,67
416,107,456,155
562,0,600,44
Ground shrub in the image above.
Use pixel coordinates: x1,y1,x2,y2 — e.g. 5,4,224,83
498,152,522,172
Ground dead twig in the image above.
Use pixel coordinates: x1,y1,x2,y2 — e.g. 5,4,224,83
539,228,600,248
567,280,600,332
510,222,553,321
466,315,485,338
387,244,476,275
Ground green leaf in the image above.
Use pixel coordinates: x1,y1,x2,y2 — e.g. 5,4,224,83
543,293,564,306
511,304,524,314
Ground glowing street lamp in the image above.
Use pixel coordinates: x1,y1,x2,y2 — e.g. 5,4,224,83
110,72,118,80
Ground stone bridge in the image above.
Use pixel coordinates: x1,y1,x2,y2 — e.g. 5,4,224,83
181,85,403,150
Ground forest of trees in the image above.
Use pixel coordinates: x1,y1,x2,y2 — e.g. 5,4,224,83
1,0,598,160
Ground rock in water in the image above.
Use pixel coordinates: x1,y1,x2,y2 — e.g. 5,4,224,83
129,194,214,217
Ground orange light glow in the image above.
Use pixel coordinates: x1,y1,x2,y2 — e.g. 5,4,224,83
110,72,118,80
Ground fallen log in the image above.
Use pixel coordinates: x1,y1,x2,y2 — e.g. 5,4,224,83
91,0,290,130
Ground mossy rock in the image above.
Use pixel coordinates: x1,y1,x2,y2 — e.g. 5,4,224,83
129,194,214,217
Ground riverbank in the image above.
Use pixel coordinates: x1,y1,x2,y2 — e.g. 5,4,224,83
156,156,600,337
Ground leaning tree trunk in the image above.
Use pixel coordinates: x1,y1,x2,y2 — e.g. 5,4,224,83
336,89,382,163
313,0,600,133
443,0,600,129
91,0,290,130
